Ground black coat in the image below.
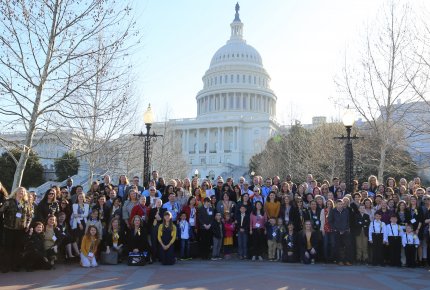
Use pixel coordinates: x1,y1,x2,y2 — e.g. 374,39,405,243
35,201,60,223
353,213,370,236
198,206,215,230
211,220,224,239
102,229,127,250
128,226,149,252
298,231,319,260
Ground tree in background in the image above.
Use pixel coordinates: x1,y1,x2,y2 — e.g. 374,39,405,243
0,150,44,192
54,152,80,182
249,122,418,184
336,1,422,182
0,1,138,190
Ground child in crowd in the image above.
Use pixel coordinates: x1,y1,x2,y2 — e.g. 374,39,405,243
276,218,286,261
384,214,402,267
266,217,278,261
237,204,250,259
223,213,235,259
179,212,191,260
211,212,224,260
354,204,370,264
402,224,420,268
80,225,100,268
282,222,298,263
23,222,53,271
369,211,386,266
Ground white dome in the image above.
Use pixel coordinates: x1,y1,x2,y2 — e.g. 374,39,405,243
195,4,277,119
210,41,263,68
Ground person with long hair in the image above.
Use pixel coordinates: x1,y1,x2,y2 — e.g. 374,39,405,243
149,198,163,263
299,220,319,264
117,174,130,201
158,211,177,265
408,193,424,265
44,214,59,267
128,215,150,260
265,191,280,220
35,188,60,223
103,217,126,263
80,225,100,267
122,189,139,230
320,199,335,263
250,201,266,261
22,222,53,271
56,211,80,260
182,196,198,240
0,187,32,272
71,192,90,249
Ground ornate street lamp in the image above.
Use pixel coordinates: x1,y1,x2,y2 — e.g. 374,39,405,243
133,104,163,188
335,106,359,194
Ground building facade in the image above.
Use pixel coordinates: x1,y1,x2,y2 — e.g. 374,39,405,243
155,4,280,179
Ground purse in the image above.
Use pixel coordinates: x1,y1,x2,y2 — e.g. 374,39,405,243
100,251,118,265
127,251,148,266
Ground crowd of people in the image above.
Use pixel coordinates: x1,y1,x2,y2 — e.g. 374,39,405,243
0,171,429,272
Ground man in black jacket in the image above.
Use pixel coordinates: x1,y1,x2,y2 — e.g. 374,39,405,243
329,199,353,265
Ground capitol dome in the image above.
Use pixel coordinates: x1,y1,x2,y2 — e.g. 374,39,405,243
196,3,277,119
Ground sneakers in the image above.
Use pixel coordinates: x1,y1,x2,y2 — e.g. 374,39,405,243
338,262,344,266
311,259,315,265
345,262,352,266
258,256,263,261
252,256,256,261
211,257,218,261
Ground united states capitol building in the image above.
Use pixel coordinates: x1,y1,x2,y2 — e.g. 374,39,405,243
154,4,281,179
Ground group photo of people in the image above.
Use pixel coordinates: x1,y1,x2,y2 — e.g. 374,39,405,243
0,171,429,273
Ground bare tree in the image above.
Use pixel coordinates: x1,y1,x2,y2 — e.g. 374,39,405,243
0,0,137,189
57,36,137,183
337,1,421,182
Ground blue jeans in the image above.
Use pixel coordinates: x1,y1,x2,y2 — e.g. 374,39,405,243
323,232,335,262
180,239,190,258
238,231,248,258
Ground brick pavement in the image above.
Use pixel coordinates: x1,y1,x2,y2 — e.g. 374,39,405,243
0,259,429,290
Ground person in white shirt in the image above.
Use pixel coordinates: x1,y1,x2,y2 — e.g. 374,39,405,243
402,224,420,268
384,214,402,267
368,211,386,266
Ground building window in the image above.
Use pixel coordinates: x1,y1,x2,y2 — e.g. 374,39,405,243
224,75,228,83
230,75,234,82
236,74,240,82
242,75,245,82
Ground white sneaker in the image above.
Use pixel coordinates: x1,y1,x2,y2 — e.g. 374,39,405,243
211,257,217,261
252,256,256,261
258,256,263,261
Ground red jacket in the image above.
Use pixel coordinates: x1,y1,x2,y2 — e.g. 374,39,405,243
182,205,199,229
130,203,149,225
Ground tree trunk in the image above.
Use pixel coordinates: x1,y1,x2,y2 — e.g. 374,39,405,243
377,143,387,183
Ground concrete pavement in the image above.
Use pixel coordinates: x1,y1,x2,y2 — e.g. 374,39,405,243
0,259,429,290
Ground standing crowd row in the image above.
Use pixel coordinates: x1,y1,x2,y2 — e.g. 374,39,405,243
0,172,429,272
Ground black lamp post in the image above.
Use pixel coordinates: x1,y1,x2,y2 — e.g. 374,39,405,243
133,104,163,188
335,106,359,194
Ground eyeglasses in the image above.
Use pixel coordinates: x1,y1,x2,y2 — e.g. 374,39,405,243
48,192,55,195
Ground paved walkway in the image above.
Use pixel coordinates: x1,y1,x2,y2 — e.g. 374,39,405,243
0,260,429,290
